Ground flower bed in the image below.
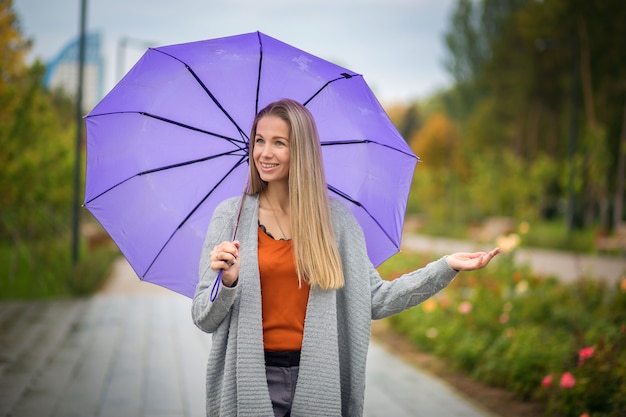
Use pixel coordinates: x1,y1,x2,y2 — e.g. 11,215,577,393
379,251,626,417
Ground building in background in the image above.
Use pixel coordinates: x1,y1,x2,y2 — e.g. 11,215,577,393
44,32,105,112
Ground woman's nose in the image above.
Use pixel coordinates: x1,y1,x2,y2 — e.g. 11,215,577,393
260,146,272,157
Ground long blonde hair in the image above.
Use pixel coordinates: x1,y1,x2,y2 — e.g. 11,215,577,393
248,99,344,290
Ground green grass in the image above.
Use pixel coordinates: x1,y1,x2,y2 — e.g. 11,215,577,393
521,221,596,253
0,239,120,300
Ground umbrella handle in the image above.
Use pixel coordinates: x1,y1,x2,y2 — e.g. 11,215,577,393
210,270,222,302
208,187,247,303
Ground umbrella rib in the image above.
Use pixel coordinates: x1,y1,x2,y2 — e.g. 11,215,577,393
86,110,246,145
303,72,359,106
137,150,247,176
83,150,246,206
153,49,250,142
327,184,399,249
141,112,247,145
142,155,249,277
321,140,418,160
255,31,263,115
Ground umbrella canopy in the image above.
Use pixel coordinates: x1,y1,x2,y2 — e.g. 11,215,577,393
84,31,418,298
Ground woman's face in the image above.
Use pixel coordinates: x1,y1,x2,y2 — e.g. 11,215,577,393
253,115,291,186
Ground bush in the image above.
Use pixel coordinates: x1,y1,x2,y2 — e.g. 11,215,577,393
380,250,626,416
67,245,121,296
0,238,119,299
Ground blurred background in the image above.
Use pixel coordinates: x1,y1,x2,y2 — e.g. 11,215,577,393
2,1,626,416
12,0,456,107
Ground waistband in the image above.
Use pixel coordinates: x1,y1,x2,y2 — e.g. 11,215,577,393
264,350,301,367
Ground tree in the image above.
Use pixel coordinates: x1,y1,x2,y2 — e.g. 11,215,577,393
440,0,626,230
0,1,75,244
399,103,421,142
407,113,468,226
410,112,459,170
0,0,30,93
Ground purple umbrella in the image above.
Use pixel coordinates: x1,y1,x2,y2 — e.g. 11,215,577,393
84,31,418,298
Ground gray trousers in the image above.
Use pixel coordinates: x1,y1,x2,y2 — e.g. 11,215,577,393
266,365,300,417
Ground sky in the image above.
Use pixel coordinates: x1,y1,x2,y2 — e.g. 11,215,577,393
13,0,456,105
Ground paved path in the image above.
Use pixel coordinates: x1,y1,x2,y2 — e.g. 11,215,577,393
0,258,495,417
402,234,626,286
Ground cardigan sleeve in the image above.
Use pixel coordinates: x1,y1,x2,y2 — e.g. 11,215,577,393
368,257,458,319
331,199,458,320
192,198,240,333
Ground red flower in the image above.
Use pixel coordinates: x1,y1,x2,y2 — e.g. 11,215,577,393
458,301,472,314
559,372,576,389
541,375,553,388
578,346,595,366
580,414,589,417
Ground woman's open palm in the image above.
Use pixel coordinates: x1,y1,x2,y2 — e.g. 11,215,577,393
446,248,501,271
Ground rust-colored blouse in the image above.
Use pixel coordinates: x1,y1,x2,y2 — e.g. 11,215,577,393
258,225,310,351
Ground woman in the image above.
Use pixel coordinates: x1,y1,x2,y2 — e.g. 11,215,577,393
192,98,500,417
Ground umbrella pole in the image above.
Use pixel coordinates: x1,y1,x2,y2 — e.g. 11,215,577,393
209,185,248,301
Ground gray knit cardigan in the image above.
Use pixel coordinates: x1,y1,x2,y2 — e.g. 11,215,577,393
191,194,458,416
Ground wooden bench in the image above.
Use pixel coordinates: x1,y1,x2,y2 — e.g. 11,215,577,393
596,223,626,255
82,222,113,251
469,217,516,243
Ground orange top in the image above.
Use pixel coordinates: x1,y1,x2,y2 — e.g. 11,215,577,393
258,226,310,351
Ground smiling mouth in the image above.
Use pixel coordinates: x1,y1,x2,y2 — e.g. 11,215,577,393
260,163,278,169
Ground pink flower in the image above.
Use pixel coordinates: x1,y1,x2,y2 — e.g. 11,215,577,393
580,414,589,417
458,301,472,314
541,375,553,388
578,346,595,366
559,372,576,389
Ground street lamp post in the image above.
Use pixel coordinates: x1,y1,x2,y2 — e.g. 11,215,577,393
72,0,87,265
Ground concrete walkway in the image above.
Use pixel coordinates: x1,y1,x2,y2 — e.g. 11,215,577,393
0,258,495,417
402,234,626,286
